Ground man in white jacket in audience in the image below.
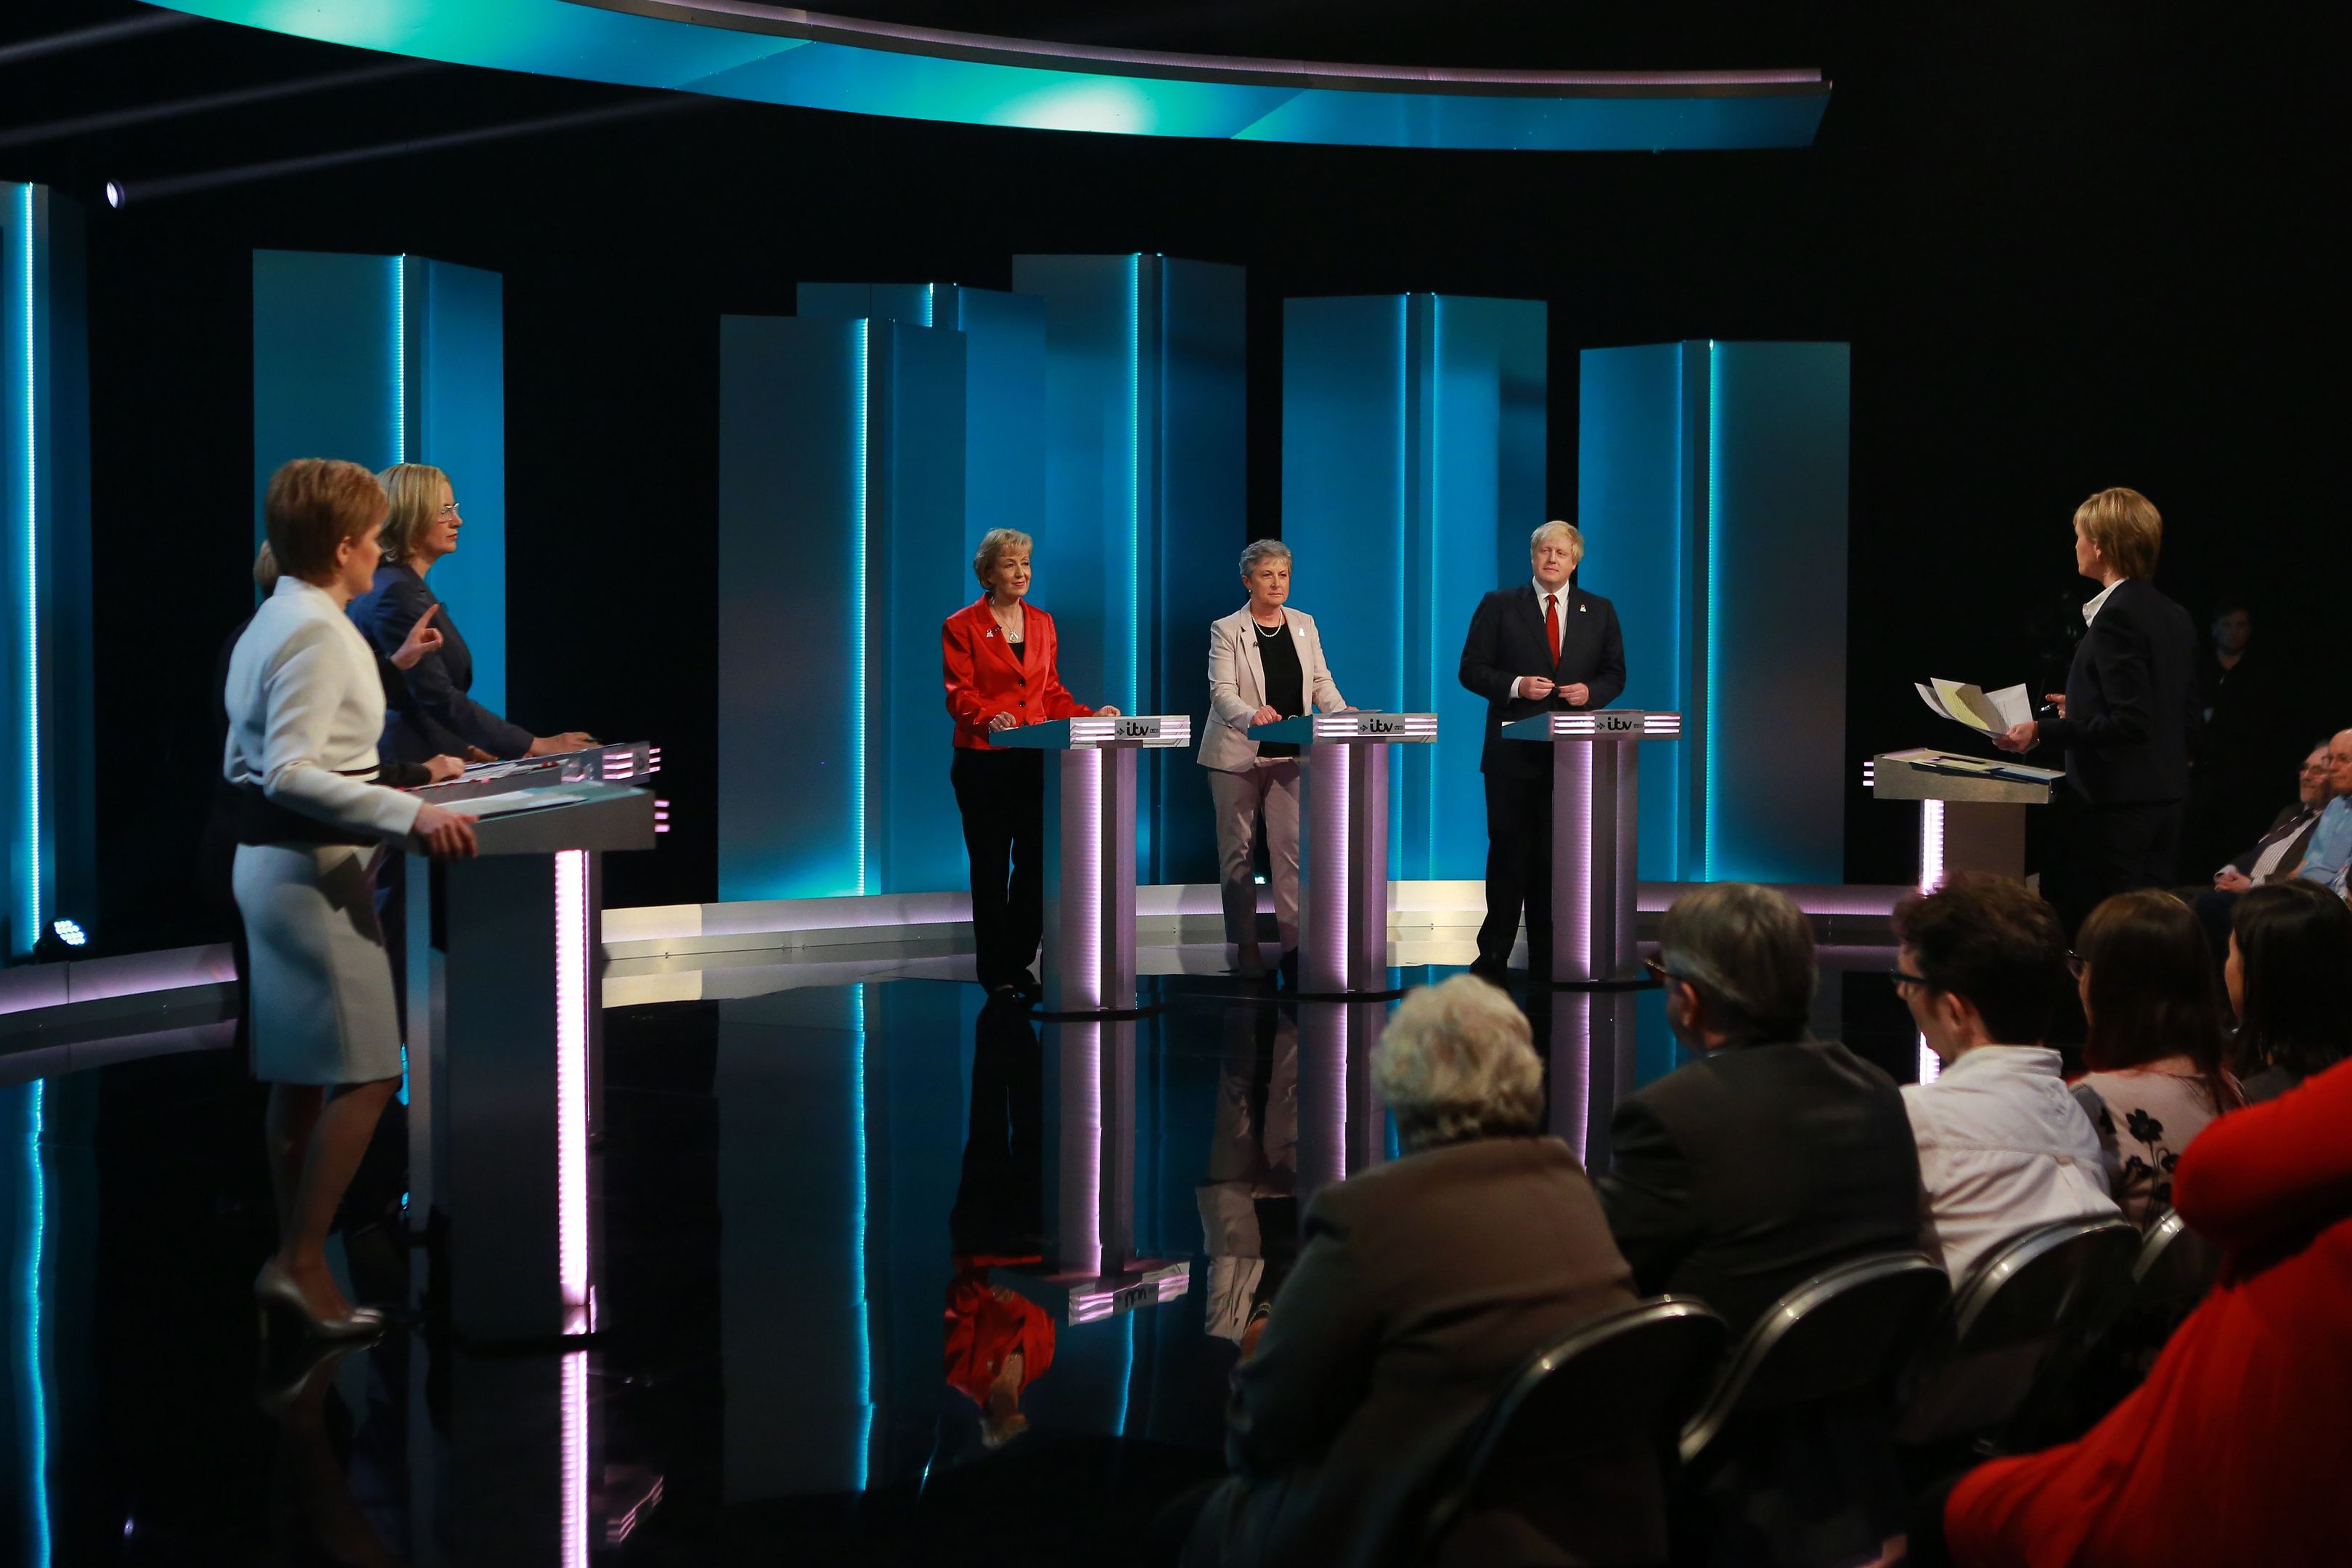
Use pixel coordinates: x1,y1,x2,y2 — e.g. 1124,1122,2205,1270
1891,873,2119,1282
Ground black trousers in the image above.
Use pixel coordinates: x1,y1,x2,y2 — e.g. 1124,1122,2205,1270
2053,796,2186,935
1479,767,1554,968
951,747,1045,989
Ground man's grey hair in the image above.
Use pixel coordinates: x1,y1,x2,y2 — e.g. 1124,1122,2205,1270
1530,520,1585,565
1239,538,1293,580
1372,975,1545,1150
1657,883,1818,1040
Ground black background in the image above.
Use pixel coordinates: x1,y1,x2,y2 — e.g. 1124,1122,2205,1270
4,0,2343,950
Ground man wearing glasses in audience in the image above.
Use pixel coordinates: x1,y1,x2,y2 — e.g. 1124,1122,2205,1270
1889,875,2118,1283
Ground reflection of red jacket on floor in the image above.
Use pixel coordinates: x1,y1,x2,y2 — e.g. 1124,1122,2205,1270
944,1259,1056,1408
1946,1057,2352,1567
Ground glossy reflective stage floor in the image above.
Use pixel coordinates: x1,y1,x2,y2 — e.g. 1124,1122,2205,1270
0,947,1918,1566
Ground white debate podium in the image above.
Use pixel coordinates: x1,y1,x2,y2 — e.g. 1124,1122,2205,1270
1246,711,1439,996
1869,748,2061,886
987,714,1192,1016
401,743,661,1344
1501,709,1684,985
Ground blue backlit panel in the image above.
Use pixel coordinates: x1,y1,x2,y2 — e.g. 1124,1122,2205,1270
1,184,92,962
145,1,1827,152
716,315,965,899
1283,293,1541,880
1575,340,1849,885
250,251,510,709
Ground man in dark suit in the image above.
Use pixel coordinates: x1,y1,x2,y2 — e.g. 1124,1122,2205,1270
1997,486,2201,933
1600,883,1921,1341
1457,522,1626,977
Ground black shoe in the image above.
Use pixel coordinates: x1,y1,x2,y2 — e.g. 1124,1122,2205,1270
1466,957,1510,987
1276,949,1300,989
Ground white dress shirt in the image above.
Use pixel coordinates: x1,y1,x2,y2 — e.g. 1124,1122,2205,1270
2081,579,2123,625
1510,579,1576,700
1900,1044,2117,1283
224,577,424,839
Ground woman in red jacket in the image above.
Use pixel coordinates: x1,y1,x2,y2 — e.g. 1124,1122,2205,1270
943,529,1118,995
1945,1055,2352,1565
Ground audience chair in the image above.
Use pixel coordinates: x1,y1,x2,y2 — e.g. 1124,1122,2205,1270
1895,1215,2140,1451
2132,1209,2221,1302
1678,1252,1950,1469
1421,1297,1728,1564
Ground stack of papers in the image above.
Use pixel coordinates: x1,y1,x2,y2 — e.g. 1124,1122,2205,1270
1916,679,2033,735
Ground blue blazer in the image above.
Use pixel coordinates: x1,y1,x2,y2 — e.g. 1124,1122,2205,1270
349,561,534,762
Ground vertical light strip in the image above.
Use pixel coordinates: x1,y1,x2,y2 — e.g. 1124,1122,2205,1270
559,1348,589,1568
1703,340,1722,881
1394,297,1410,873
1424,297,1439,867
15,184,42,946
851,981,873,1490
1125,256,1142,714
553,849,589,1326
20,1081,50,1567
390,255,406,465
920,281,936,328
1916,799,1945,1085
852,322,870,895
1671,348,1688,876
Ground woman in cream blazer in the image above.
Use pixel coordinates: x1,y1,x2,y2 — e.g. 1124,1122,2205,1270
229,460,478,1341
1202,539,1347,979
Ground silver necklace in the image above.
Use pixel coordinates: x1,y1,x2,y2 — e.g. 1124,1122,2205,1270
1252,616,1285,638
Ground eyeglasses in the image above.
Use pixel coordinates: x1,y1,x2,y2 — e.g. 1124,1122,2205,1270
1887,968,1932,990
438,502,462,518
2066,952,2088,979
1642,956,1692,987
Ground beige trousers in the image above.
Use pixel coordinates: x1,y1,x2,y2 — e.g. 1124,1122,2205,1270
1206,760,1302,952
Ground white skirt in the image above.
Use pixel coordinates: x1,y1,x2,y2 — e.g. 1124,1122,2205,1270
233,842,404,1087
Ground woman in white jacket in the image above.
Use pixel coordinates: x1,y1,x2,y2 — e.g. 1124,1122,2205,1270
1201,540,1347,979
226,459,479,1338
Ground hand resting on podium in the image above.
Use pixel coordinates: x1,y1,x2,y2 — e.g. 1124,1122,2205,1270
411,802,479,859
989,706,1119,730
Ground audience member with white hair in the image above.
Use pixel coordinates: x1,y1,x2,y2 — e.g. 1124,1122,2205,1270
1179,976,1643,1568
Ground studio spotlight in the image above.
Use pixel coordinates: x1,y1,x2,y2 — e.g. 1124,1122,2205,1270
103,179,124,209
33,917,89,963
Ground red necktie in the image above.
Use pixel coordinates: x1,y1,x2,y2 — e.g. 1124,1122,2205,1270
1545,594,1561,666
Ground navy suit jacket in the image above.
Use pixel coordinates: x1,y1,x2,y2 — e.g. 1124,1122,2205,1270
349,562,534,762
1458,582,1628,778
2038,577,2198,806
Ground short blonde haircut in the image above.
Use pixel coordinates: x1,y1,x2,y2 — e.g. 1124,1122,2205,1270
2073,487,2162,580
973,528,1034,586
1373,975,1545,1150
264,459,385,582
377,462,450,564
1530,520,1585,568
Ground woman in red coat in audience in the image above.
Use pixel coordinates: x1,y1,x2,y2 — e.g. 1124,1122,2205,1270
1945,1055,2352,1565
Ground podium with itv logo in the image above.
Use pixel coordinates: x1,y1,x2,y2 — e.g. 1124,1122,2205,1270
1248,711,1440,996
989,714,1192,1014
1501,709,1685,985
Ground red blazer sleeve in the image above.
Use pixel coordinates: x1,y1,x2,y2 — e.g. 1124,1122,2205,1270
2173,1058,2352,1250
943,613,992,730
1033,611,1094,721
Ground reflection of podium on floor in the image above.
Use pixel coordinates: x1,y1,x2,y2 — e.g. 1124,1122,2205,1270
1295,1000,1392,1209
987,715,1192,1015
1501,709,1683,984
992,1015,1190,1323
1247,711,1439,996
1869,748,2061,885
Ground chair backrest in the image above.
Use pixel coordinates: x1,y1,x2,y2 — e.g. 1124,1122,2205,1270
1896,1214,2141,1447
1678,1251,1950,1466
1424,1297,1729,1551
2123,1208,2223,1338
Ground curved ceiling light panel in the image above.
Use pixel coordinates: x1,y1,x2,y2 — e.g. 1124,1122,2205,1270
147,1,1827,150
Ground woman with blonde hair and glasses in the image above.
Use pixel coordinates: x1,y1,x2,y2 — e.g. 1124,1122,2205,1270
350,463,595,763
943,528,1119,996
